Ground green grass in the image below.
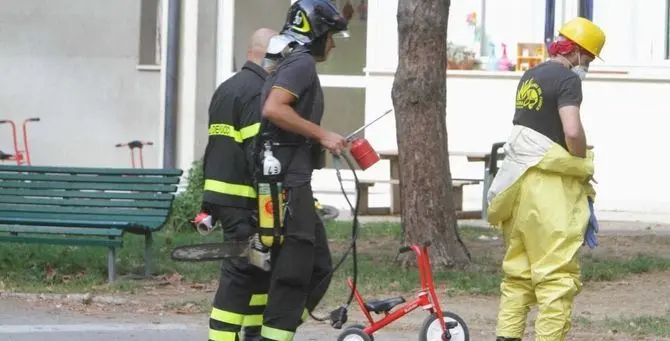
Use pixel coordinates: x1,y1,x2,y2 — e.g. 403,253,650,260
605,312,670,337
581,253,670,282
1,221,669,300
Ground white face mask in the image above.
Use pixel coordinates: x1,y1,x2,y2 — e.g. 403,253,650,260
571,54,588,80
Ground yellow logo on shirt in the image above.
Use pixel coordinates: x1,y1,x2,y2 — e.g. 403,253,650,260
516,78,544,111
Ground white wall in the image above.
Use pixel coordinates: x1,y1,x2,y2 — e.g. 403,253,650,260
0,0,161,168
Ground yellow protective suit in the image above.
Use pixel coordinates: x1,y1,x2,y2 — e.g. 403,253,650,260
486,125,596,341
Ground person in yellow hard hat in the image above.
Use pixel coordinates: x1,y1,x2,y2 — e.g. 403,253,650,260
487,17,606,341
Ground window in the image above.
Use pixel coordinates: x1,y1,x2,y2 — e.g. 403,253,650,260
666,0,670,59
320,87,366,167
233,0,292,72
578,0,593,21
138,0,162,66
315,0,367,76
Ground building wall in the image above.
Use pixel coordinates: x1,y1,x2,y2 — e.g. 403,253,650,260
0,0,162,168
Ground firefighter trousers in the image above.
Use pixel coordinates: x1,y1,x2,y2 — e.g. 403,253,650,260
260,184,333,341
207,204,271,341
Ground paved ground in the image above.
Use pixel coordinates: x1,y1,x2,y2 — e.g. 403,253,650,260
0,297,416,341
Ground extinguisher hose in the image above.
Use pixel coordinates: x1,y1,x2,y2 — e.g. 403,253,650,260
306,151,361,326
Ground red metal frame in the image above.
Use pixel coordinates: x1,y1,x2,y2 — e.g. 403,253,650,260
0,117,40,165
347,242,448,337
115,140,153,168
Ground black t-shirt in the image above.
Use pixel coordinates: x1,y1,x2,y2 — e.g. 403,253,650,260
260,49,324,188
512,61,583,150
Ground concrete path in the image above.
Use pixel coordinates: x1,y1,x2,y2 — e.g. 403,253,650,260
0,297,414,341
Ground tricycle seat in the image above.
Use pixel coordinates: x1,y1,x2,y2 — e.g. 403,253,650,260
364,296,406,314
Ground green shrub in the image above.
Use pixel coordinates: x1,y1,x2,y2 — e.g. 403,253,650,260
166,158,204,233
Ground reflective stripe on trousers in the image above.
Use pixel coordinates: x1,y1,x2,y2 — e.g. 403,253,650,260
259,309,309,341
209,294,269,341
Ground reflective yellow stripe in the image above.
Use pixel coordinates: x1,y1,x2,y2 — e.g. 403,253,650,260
302,308,309,322
210,307,245,325
249,294,268,306
243,314,263,327
208,123,259,143
208,329,238,341
240,123,260,140
204,179,257,198
261,325,295,341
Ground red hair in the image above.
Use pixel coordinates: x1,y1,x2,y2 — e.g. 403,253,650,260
548,36,595,58
548,38,577,56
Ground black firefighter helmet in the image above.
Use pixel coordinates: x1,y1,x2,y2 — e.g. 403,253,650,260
281,0,349,59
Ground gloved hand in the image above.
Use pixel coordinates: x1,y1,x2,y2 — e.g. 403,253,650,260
584,197,599,248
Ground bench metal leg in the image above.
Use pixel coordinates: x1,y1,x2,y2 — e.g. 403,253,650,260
356,185,371,215
452,185,464,211
144,231,153,278
107,247,116,282
389,161,401,214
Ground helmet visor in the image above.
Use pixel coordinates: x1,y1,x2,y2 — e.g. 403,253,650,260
332,30,350,39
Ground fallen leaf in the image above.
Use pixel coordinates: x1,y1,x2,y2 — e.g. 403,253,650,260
167,272,183,285
45,263,57,282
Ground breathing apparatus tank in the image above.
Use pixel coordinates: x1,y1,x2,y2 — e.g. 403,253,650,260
257,141,285,247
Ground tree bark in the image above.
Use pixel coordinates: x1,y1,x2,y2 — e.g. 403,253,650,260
391,0,471,269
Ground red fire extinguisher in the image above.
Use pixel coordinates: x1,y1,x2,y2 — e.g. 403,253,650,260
346,109,393,170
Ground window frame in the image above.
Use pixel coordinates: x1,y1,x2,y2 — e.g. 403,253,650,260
138,0,162,69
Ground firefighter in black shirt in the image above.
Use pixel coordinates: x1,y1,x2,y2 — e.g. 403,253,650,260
202,28,277,341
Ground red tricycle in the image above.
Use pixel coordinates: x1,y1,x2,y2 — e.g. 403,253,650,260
0,117,40,165
337,241,470,341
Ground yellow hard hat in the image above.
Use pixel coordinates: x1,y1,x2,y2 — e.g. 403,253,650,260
558,17,606,57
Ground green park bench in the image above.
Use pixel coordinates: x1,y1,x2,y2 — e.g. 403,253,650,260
0,165,183,282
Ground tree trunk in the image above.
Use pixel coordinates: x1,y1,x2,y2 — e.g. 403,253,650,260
391,0,471,269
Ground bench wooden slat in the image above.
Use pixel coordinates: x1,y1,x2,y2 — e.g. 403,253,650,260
0,225,124,237
0,181,177,192
0,189,175,200
0,213,165,230
354,178,482,215
0,204,169,217
0,235,123,248
0,165,182,176
0,196,172,208
0,173,180,184
357,179,481,186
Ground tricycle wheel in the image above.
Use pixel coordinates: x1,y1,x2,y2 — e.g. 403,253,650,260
344,324,373,341
337,327,372,341
419,311,469,341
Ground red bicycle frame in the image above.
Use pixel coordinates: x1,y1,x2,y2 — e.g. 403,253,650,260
0,117,40,165
347,241,448,335
115,140,153,168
